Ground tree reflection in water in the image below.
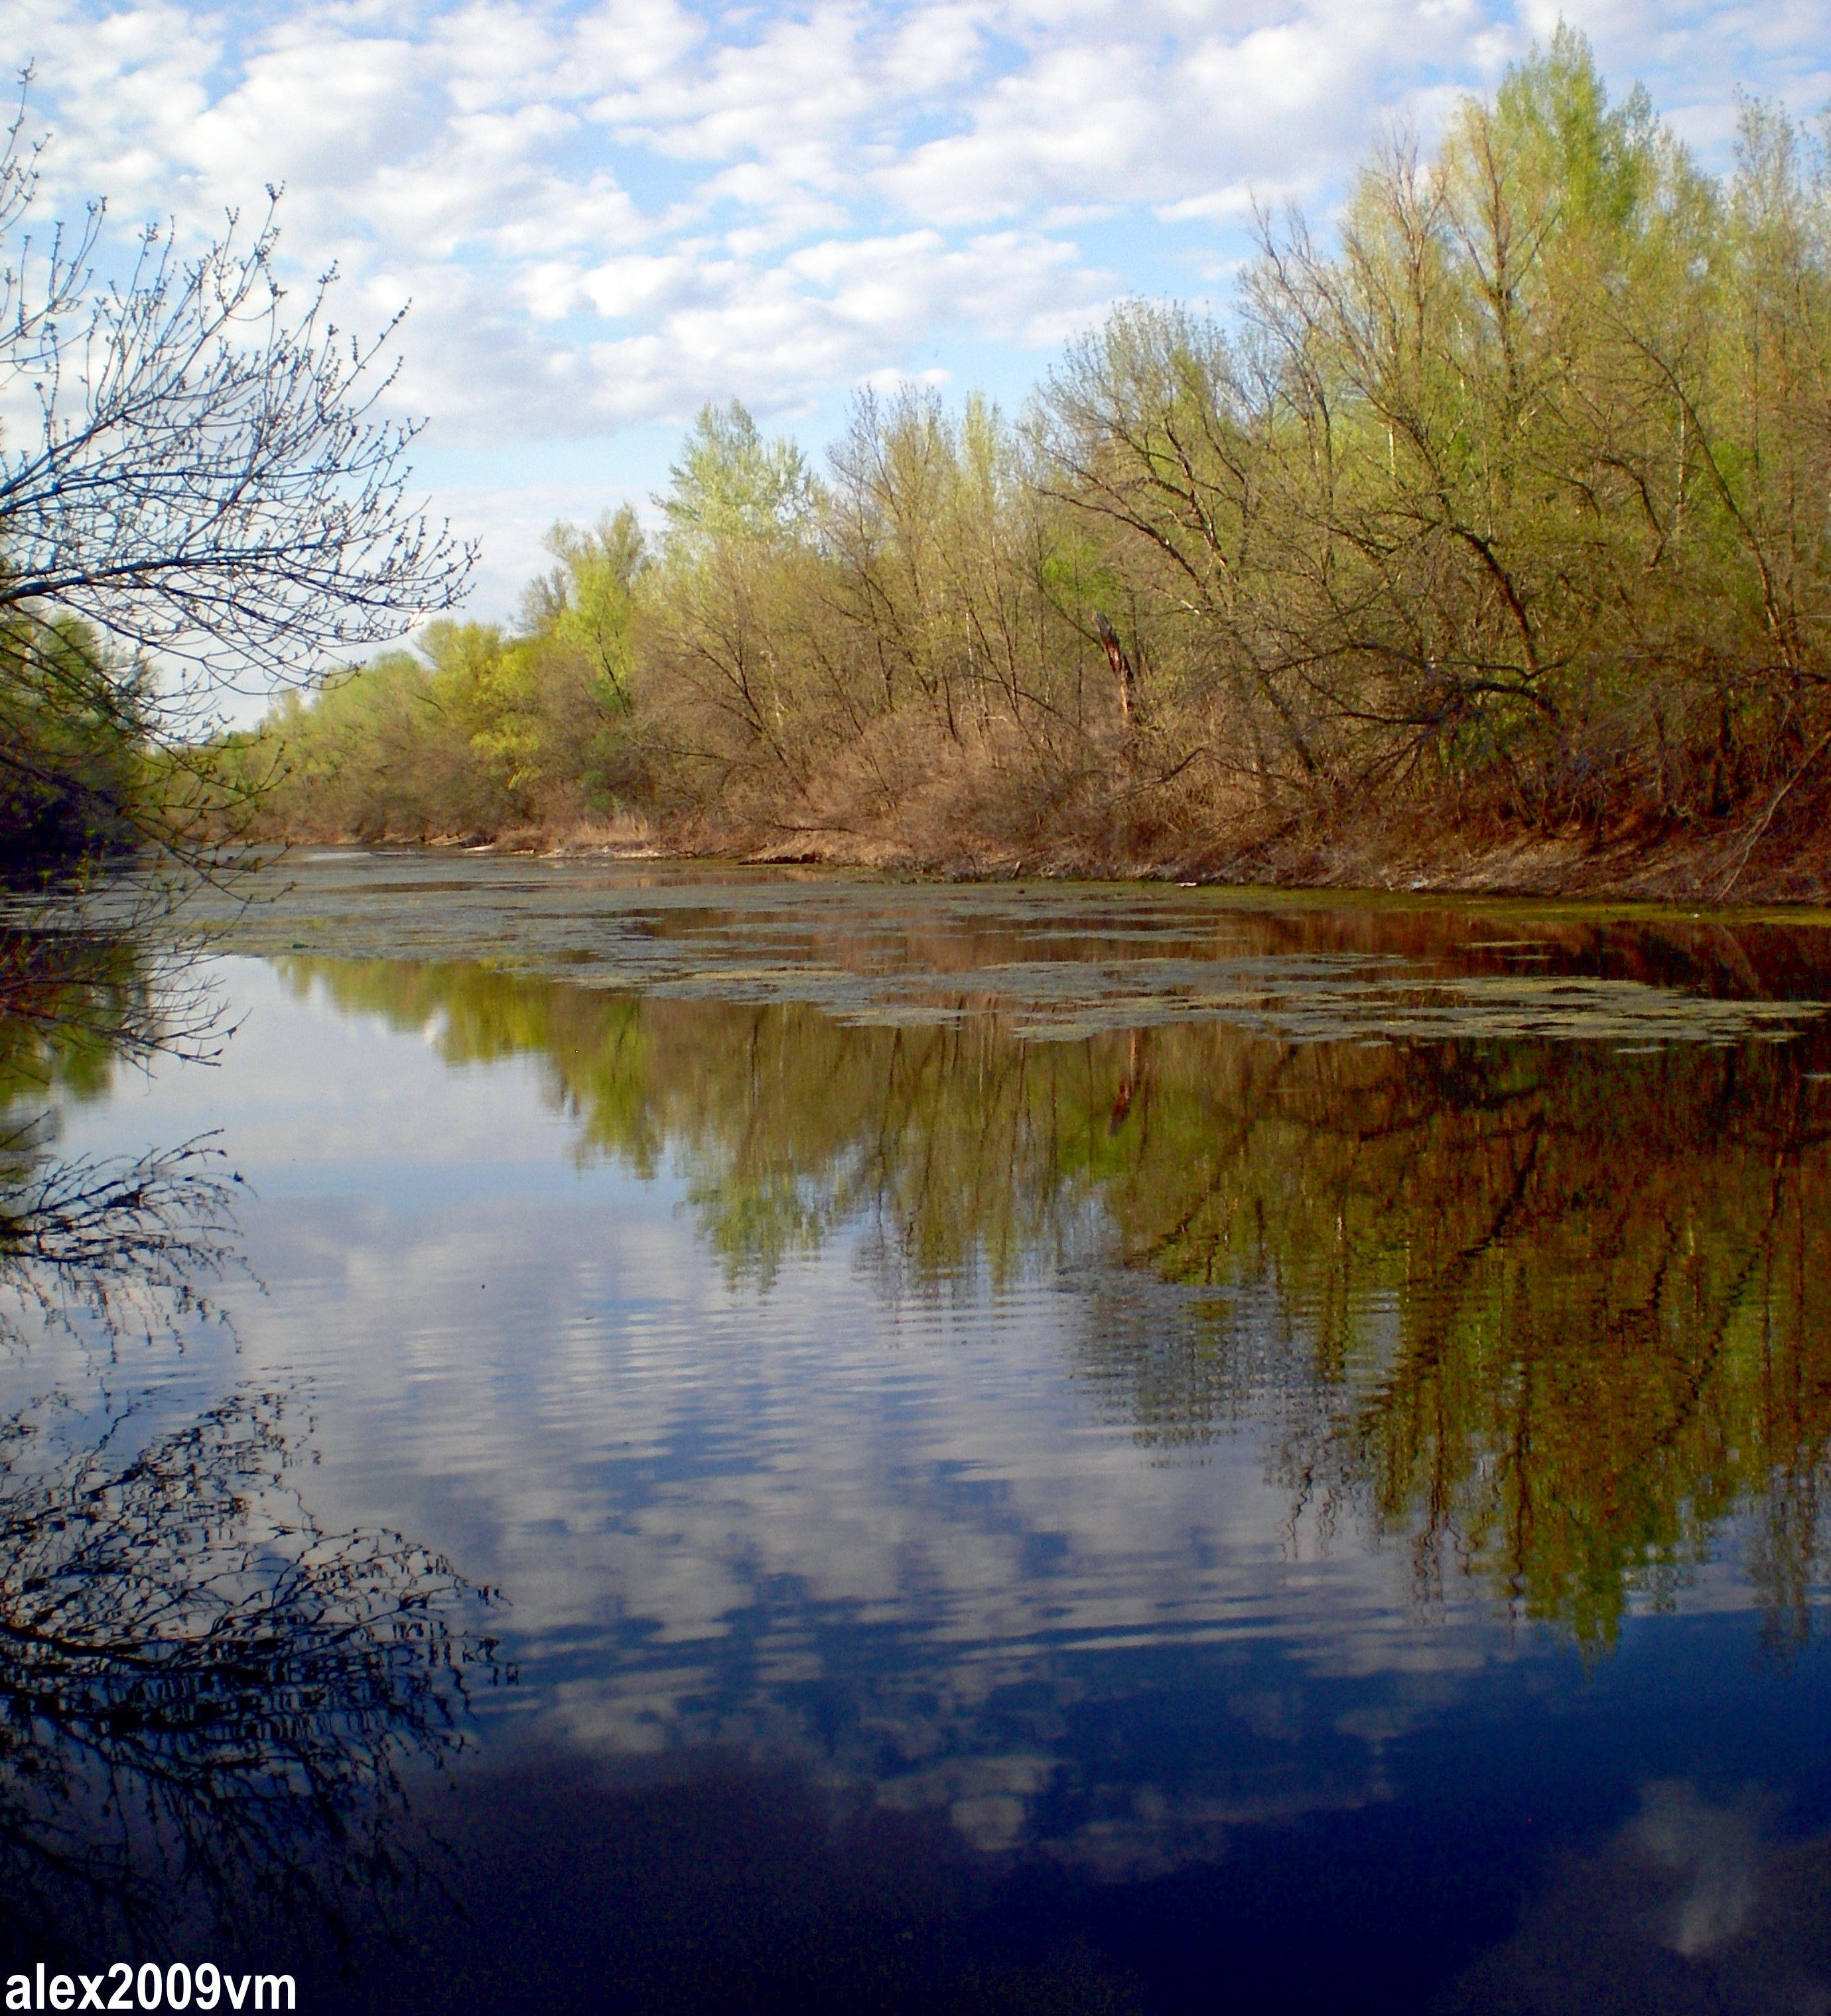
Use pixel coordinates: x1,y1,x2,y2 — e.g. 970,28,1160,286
0,1136,242,1353
1,918,245,1347
0,1388,503,1954
282,951,1831,1656
0,926,506,1956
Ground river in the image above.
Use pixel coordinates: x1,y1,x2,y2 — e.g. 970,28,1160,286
5,854,1831,2013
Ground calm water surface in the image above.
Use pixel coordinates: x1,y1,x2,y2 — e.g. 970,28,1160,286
8,855,1831,2013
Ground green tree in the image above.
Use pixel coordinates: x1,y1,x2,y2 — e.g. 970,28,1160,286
469,510,649,821
658,401,815,561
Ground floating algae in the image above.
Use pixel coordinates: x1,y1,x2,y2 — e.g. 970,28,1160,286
198,853,1830,1050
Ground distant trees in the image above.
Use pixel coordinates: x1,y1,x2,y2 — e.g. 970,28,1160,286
227,509,647,842
234,35,1831,889
0,77,472,880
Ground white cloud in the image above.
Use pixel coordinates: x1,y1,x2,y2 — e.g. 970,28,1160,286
859,364,952,392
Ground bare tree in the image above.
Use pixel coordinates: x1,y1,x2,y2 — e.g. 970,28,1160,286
0,71,474,876
0,74,473,699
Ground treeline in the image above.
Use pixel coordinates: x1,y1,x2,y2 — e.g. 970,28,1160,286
225,34,1831,893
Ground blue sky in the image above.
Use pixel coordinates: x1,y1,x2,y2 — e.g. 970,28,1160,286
9,0,1831,624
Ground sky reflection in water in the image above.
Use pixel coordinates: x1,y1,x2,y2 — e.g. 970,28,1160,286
12,861,1831,2011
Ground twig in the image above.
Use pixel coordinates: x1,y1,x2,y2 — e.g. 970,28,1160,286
1716,724,1831,902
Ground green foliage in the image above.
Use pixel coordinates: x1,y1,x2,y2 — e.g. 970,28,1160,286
1485,21,1659,233
477,509,650,819
1043,31,1831,840
0,928,156,1110
0,620,151,880
226,640,511,842
658,401,815,562
234,511,651,840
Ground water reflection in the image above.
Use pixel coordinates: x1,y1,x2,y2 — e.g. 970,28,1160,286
0,929,505,1959
1,923,242,1350
0,1384,502,1957
1441,1781,1831,2014
21,864,1831,2010
1,1135,245,1353
280,955,1831,1653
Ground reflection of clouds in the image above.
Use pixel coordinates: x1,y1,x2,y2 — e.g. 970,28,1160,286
68,960,1546,1871
1629,1781,1767,1960
67,959,1824,1894
1444,1780,1831,2016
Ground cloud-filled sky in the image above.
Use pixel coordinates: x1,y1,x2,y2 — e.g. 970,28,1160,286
7,0,1831,624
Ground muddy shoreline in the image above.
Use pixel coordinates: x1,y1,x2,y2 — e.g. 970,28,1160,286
303,809,1831,911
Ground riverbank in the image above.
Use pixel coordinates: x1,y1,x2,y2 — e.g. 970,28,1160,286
303,791,1831,909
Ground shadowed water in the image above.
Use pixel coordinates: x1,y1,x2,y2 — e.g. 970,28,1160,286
6,857,1831,2011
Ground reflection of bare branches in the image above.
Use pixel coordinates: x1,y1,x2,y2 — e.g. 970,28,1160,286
0,1134,243,1352
0,910,503,1952
0,925,502,1953
0,1386,505,1954
0,915,230,1087
0,911,245,1353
